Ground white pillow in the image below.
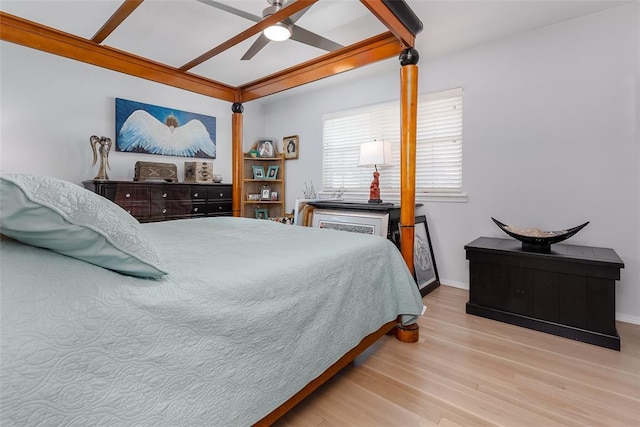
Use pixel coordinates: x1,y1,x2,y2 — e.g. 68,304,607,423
0,173,167,278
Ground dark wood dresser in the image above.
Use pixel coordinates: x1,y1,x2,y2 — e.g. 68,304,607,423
83,180,232,223
465,237,624,350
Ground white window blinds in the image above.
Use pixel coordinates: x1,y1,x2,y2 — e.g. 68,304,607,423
322,88,463,197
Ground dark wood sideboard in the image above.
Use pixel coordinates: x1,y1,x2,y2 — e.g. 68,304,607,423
465,237,624,350
307,200,439,296
83,180,232,223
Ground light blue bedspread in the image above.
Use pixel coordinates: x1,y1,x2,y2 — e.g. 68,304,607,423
1,217,424,426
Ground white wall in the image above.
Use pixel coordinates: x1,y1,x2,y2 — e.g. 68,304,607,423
262,3,640,323
0,42,266,185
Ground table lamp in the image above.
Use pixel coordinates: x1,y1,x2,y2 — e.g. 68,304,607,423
358,140,392,203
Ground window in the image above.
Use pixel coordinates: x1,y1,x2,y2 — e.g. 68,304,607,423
322,88,464,201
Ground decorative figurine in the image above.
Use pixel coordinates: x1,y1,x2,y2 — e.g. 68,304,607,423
90,135,112,180
369,169,381,202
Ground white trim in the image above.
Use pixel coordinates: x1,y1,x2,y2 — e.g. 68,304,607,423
318,191,468,204
615,314,640,326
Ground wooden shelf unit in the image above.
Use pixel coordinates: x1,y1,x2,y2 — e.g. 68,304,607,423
241,154,285,219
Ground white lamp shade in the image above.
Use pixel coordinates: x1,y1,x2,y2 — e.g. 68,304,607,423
358,140,392,167
264,22,292,41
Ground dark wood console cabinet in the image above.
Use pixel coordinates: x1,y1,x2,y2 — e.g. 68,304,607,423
83,180,232,223
465,237,624,350
308,201,439,296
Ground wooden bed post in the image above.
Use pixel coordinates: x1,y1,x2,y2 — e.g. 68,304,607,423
399,48,419,273
231,102,244,217
396,47,420,343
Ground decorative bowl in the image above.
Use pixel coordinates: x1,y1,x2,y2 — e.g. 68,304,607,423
212,174,223,183
491,217,589,252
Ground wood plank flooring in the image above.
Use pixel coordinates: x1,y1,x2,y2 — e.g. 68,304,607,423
275,285,640,426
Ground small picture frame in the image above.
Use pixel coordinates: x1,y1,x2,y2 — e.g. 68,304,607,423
284,135,299,159
412,215,439,296
266,165,279,180
252,165,265,179
255,208,268,220
270,191,278,201
260,186,271,200
256,139,276,158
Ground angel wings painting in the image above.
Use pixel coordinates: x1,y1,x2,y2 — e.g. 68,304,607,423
115,98,216,159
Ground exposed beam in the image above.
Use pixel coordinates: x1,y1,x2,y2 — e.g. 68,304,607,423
0,12,237,102
180,0,318,71
92,0,144,44
239,32,402,102
360,0,415,48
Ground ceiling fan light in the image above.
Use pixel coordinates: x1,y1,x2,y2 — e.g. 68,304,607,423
264,22,292,41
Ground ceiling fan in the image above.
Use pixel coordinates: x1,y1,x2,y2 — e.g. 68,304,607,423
197,0,343,60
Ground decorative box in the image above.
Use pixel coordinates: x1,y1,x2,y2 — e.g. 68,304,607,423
134,161,178,182
184,161,214,183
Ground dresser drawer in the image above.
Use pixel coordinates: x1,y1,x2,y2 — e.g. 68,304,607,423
207,201,232,215
189,187,207,201
208,186,232,200
191,201,207,215
150,186,190,201
150,199,192,216
115,185,150,203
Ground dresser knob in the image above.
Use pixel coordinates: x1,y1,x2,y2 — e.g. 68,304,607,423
193,192,199,198
194,207,198,212
218,206,223,210
162,209,167,214
162,193,167,198
125,193,131,198
219,192,224,197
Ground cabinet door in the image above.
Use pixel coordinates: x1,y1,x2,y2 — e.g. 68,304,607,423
469,261,520,312
530,270,586,328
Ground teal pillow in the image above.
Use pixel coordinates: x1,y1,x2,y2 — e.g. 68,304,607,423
0,173,167,278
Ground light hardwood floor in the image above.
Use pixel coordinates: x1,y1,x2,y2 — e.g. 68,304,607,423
275,285,640,426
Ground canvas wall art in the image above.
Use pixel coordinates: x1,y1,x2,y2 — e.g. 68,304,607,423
115,98,216,159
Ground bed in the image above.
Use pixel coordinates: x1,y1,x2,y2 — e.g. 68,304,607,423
0,173,424,425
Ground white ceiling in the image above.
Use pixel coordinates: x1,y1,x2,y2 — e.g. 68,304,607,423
1,0,630,94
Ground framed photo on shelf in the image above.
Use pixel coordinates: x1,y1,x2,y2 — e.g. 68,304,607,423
252,165,265,179
270,191,278,201
260,186,271,201
256,139,276,158
284,135,299,159
255,208,268,220
412,215,440,295
311,209,389,237
266,165,279,180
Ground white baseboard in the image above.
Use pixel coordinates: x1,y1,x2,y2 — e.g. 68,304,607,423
616,313,640,325
439,281,639,326
440,279,468,290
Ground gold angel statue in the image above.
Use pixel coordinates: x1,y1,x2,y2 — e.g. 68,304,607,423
90,135,112,180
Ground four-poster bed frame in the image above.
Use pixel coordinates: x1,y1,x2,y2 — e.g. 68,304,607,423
1,1,424,422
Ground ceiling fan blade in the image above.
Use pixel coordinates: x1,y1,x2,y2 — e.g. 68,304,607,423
196,0,261,23
241,33,271,61
290,27,343,52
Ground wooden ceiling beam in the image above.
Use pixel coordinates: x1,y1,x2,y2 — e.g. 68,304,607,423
92,0,144,44
239,32,402,102
180,0,318,71
0,12,237,102
360,0,415,48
